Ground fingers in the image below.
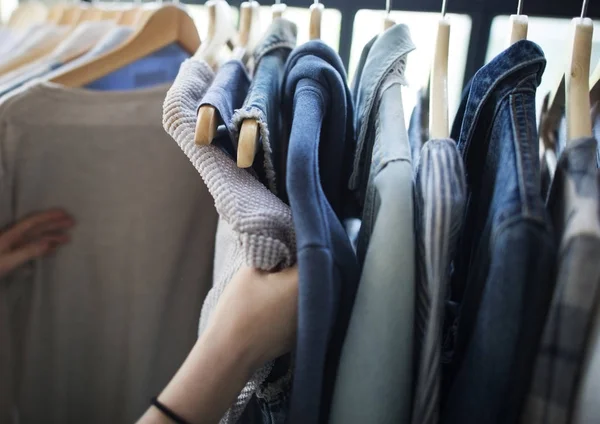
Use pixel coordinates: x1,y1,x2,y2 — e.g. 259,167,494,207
0,233,70,278
0,209,74,252
13,217,75,248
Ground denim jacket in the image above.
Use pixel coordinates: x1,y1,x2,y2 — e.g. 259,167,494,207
329,24,416,424
442,41,557,424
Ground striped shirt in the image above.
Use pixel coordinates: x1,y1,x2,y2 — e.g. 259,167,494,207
412,138,466,424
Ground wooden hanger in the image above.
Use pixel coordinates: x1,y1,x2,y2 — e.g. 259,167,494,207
195,1,259,150
194,1,244,146
429,0,450,139
272,0,286,19
0,22,71,76
237,1,298,167
383,0,395,30
47,4,67,24
309,0,324,40
238,0,290,167
7,1,48,29
546,0,594,144
508,0,527,45
50,5,200,88
58,5,83,25
94,7,123,22
117,6,143,26
194,0,239,65
238,1,260,47
565,14,593,141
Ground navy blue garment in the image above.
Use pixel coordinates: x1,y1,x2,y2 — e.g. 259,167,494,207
441,40,557,424
86,43,189,90
282,41,359,424
198,59,250,158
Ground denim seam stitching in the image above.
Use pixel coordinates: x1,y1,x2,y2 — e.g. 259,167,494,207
511,92,531,217
460,59,544,155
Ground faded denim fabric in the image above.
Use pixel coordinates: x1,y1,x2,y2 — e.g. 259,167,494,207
198,59,250,157
441,40,557,424
232,18,297,197
329,24,416,424
282,41,358,424
522,137,600,424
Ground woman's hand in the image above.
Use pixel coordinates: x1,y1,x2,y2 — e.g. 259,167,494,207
138,265,299,424
0,209,74,278
206,265,299,369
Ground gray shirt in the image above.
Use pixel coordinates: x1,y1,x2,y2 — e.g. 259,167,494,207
330,24,416,424
0,82,218,423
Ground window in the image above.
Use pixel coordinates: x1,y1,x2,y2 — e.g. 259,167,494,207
486,15,600,117
350,9,472,125
184,4,342,52
0,0,18,23
257,6,341,51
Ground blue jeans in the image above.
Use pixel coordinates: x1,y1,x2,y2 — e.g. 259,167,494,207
231,18,298,198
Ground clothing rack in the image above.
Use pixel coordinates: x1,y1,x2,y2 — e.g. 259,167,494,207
118,0,598,86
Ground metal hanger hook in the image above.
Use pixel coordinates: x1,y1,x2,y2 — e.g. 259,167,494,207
386,0,392,14
581,0,589,18
441,0,447,17
516,0,523,15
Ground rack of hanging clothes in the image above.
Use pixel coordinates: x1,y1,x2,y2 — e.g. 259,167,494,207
1,0,600,423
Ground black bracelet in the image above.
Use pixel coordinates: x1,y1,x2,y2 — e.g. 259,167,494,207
151,396,192,424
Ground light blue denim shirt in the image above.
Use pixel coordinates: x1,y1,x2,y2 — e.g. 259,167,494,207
329,24,416,424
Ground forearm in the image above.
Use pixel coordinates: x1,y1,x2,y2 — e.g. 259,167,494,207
137,325,255,424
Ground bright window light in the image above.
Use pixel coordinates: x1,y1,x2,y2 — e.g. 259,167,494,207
486,16,600,118
350,9,472,126
257,6,341,52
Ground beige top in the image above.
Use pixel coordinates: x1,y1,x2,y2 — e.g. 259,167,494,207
0,82,218,424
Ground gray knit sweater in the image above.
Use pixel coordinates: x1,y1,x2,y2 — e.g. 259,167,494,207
163,58,296,423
